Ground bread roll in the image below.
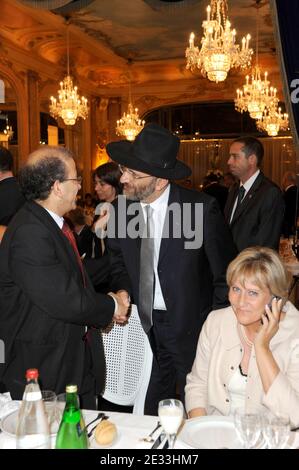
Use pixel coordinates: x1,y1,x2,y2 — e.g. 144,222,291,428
94,420,117,446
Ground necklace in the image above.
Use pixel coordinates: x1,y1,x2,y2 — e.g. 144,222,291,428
237,323,253,349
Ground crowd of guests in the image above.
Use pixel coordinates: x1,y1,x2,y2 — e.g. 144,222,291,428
0,126,299,429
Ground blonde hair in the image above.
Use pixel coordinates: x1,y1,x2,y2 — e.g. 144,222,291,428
227,247,290,303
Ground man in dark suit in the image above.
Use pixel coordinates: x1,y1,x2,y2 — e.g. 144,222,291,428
0,147,25,241
0,146,129,408
224,136,284,252
105,123,236,415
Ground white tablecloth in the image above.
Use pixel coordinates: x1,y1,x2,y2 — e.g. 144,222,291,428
0,408,191,450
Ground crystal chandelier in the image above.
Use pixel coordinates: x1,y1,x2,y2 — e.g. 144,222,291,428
235,70,278,120
50,26,88,126
234,1,278,120
257,104,289,137
185,0,253,83
116,71,145,141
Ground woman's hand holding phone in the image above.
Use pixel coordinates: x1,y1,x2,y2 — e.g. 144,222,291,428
255,296,283,348
261,296,282,324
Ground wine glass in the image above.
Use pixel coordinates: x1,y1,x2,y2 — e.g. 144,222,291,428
234,409,262,449
262,413,290,449
158,399,184,449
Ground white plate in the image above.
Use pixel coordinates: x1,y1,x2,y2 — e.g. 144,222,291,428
0,410,59,438
179,416,243,449
179,416,298,449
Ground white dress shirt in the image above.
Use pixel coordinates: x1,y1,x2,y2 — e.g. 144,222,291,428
141,184,170,311
45,208,64,228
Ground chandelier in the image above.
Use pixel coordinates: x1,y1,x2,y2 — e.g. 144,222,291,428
234,1,278,120
116,70,145,141
257,104,289,137
235,70,278,120
50,25,88,126
185,0,253,83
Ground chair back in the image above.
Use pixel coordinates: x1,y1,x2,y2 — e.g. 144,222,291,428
101,304,152,414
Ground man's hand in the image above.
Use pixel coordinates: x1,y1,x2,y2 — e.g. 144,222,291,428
108,290,131,324
116,289,131,307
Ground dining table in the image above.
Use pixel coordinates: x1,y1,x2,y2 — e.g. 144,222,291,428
0,406,191,450
1,403,298,450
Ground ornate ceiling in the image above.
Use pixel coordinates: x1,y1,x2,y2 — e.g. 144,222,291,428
0,0,282,104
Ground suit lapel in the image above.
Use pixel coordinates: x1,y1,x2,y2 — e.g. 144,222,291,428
27,201,80,275
230,172,264,225
125,199,144,278
158,184,180,265
225,184,239,222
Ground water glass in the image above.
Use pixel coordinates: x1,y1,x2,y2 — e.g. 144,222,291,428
158,399,184,449
262,413,290,449
234,410,262,449
41,390,56,430
55,393,66,424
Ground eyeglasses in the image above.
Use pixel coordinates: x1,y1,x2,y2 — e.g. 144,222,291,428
61,176,82,184
118,164,152,180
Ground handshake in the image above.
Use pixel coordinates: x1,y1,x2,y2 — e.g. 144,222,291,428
108,290,131,324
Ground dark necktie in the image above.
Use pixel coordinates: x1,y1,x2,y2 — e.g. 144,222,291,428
235,185,246,212
139,205,155,334
62,221,86,287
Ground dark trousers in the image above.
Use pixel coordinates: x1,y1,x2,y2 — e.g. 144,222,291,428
144,310,188,416
79,342,97,410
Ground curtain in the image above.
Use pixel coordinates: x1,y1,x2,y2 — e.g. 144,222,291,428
270,0,299,153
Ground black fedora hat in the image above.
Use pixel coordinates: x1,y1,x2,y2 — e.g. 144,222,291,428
106,123,191,180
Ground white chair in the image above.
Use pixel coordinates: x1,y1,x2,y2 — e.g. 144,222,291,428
101,304,152,415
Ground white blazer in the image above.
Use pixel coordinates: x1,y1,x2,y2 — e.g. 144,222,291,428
185,302,299,427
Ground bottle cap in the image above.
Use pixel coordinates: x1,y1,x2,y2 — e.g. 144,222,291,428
66,384,77,393
25,368,39,379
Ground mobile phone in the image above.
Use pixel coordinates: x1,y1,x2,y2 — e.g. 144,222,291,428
267,296,282,312
261,296,281,324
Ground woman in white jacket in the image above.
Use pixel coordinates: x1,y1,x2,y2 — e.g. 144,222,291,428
185,246,299,427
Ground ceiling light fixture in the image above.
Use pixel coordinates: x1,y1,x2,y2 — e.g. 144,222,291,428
234,0,278,120
50,23,88,126
116,64,145,141
186,0,253,83
257,103,289,137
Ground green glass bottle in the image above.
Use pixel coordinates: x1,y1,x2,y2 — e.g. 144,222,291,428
55,385,88,449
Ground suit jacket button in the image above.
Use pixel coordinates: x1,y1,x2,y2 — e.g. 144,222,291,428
226,399,230,402
230,366,234,370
